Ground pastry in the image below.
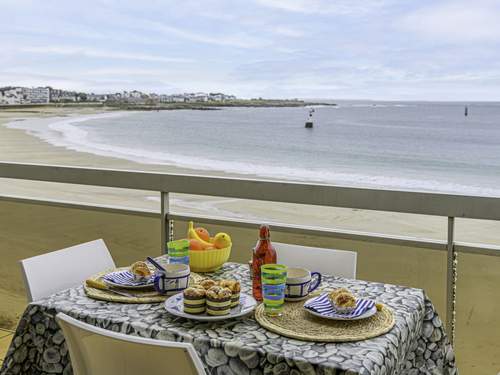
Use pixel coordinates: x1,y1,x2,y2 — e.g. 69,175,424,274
328,288,350,302
206,286,232,316
190,284,206,291
130,261,151,280
218,280,241,307
335,292,356,308
329,289,356,314
183,287,206,314
199,279,218,290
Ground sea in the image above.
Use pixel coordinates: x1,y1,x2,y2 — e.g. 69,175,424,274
9,101,500,197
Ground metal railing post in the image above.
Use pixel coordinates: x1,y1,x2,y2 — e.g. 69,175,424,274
161,192,173,254
446,216,457,345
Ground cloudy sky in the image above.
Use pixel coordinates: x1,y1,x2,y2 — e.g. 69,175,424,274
1,0,499,100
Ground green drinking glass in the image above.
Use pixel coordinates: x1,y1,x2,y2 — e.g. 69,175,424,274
261,264,288,316
167,239,190,265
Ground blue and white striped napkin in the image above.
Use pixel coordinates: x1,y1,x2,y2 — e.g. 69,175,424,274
102,270,153,286
304,293,375,319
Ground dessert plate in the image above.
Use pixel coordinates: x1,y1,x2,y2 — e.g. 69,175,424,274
304,294,377,321
102,270,154,290
165,292,257,321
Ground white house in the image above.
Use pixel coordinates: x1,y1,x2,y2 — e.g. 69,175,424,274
26,87,50,104
0,87,49,105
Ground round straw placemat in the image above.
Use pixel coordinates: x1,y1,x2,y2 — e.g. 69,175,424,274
84,268,204,304
255,301,395,342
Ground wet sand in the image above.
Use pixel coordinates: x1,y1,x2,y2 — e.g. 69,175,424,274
0,107,499,374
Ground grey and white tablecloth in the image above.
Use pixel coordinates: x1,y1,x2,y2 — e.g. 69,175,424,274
1,260,457,375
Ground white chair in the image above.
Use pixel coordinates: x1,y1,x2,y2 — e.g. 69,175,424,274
56,312,207,375
20,239,115,302
274,242,357,278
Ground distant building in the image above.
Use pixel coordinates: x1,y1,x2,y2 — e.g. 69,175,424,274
106,93,122,102
0,86,49,105
208,93,236,101
0,87,23,105
26,87,50,104
209,93,224,101
120,90,147,103
171,95,186,102
129,90,143,99
87,93,108,102
50,88,77,102
185,92,208,102
0,86,236,105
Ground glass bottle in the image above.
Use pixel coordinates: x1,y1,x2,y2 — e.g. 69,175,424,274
252,224,277,301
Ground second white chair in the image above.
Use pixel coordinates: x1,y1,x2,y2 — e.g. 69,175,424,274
20,239,115,302
56,312,207,375
274,242,357,278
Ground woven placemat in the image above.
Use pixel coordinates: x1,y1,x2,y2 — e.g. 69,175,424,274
255,301,395,342
84,268,204,304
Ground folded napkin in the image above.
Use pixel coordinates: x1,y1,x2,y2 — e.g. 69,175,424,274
102,270,153,286
304,293,375,319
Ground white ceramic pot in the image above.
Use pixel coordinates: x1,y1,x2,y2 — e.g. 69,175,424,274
154,263,190,295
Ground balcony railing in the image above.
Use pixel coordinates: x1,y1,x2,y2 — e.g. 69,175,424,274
1,161,500,345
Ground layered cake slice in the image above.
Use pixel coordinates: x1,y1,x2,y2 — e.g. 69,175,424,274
206,286,232,316
219,280,241,308
183,286,206,314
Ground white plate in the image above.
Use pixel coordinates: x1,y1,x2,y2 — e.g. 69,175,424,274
165,292,257,321
304,297,377,321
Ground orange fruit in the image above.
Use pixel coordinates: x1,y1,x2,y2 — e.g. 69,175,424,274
189,239,204,251
195,227,210,242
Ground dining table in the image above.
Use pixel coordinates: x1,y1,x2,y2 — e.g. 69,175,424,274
1,256,457,375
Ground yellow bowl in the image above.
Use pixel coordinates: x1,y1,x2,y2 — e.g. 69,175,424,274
189,245,231,273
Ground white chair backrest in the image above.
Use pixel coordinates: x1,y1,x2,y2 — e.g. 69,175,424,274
20,239,115,302
274,242,357,279
56,313,206,375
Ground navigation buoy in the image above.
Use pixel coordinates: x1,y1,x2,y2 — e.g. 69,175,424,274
464,106,468,117
305,108,314,128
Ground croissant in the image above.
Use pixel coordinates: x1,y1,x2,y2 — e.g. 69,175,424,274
130,261,151,277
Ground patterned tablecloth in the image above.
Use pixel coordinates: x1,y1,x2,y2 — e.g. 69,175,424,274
1,260,457,375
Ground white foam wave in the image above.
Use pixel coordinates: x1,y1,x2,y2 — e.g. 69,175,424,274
7,112,500,197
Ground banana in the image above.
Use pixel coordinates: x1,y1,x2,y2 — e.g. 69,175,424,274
187,221,214,248
187,221,198,240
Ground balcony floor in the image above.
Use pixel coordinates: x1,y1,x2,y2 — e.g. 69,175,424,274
0,329,14,366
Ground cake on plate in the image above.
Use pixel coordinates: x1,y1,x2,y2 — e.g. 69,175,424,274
218,280,241,308
183,287,206,314
206,286,232,316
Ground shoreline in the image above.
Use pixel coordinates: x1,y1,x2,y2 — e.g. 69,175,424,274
2,107,500,245
6,109,500,198
0,99,335,112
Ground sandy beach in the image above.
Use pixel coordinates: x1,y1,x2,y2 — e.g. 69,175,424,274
0,107,499,373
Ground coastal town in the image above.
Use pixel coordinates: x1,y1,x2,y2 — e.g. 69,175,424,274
0,86,237,106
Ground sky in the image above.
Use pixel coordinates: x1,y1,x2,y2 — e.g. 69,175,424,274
1,0,500,100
